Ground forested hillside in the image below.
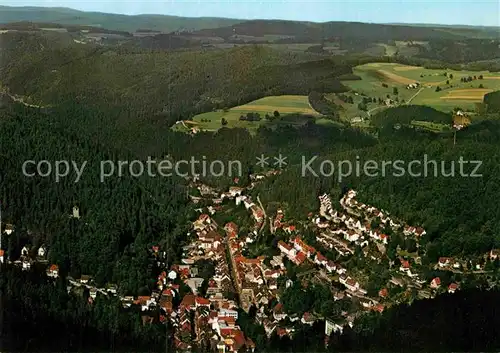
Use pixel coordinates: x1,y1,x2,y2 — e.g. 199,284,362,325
0,31,387,155
484,91,500,113
0,6,243,32
0,104,190,295
0,265,172,352
194,20,469,42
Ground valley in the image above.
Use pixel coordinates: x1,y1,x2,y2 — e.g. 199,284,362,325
1,3,500,353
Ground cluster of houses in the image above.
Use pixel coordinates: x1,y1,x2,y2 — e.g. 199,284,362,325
162,173,284,351
225,200,310,338
4,242,48,270
313,191,467,314
158,211,256,352
7,174,500,352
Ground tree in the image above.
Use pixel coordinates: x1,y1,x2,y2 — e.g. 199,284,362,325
435,86,442,92
446,80,450,85
449,74,454,79
221,118,228,126
393,87,399,95
273,110,280,118
479,84,484,89
479,75,484,79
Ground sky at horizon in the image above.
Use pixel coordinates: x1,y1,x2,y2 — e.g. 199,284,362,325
0,0,499,27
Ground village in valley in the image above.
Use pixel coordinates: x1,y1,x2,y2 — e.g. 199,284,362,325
2,171,500,353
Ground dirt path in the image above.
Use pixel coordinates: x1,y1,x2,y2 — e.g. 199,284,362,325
1,89,45,109
367,105,385,117
406,87,425,104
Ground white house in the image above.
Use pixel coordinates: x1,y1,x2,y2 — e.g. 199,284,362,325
235,195,247,206
325,319,344,335
325,260,336,273
344,231,359,243
344,278,360,292
219,308,238,319
315,253,328,266
4,224,14,235
228,187,243,197
72,206,80,219
278,241,296,257
37,246,46,258
168,270,177,280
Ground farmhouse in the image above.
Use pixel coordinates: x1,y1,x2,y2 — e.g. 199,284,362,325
406,82,420,89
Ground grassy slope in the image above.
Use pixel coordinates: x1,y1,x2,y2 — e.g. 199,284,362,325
185,95,321,131
342,63,500,113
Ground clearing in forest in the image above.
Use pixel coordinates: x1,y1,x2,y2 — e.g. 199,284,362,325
185,95,321,132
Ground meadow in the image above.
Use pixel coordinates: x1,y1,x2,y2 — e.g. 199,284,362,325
341,62,500,114
175,63,500,134
174,95,322,132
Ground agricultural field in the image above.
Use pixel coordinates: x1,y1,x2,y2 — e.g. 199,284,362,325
341,62,500,114
174,95,322,133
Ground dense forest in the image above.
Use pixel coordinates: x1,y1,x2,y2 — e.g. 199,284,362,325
0,264,172,352
239,288,500,352
484,91,500,113
0,104,190,294
414,38,500,64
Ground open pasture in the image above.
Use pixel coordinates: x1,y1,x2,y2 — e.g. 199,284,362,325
342,63,500,113
182,95,321,132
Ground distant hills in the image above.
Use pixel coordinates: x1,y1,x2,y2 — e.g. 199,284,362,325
0,5,499,40
192,20,471,42
0,6,244,33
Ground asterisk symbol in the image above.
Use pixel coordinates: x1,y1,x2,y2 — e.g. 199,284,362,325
256,154,269,168
273,154,287,168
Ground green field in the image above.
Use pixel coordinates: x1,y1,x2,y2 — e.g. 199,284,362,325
341,63,500,114
175,95,322,132
175,63,500,134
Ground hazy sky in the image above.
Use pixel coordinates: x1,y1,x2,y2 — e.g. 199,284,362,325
1,0,499,26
